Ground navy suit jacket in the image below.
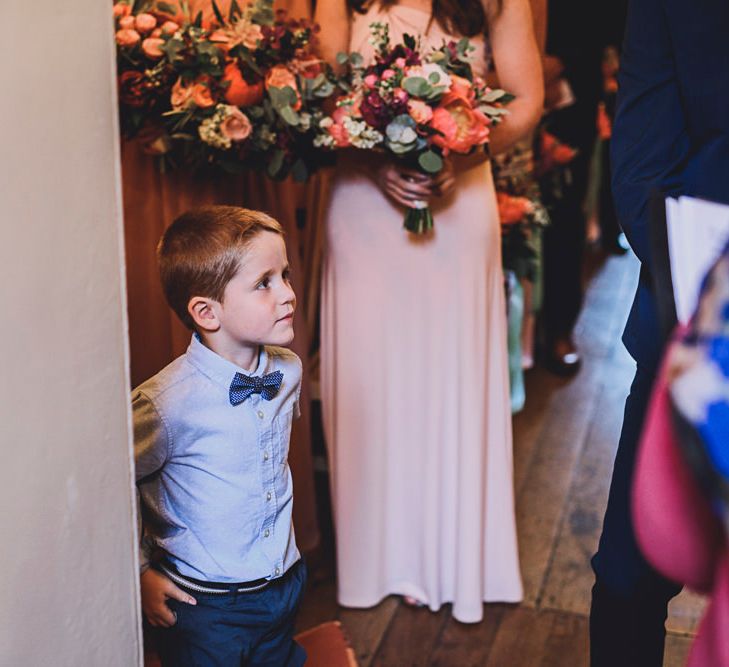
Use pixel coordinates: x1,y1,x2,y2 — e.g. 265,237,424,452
611,0,729,369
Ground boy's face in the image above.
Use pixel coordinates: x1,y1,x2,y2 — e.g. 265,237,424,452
210,231,296,358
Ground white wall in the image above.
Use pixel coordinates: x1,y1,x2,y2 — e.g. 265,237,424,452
0,1,141,665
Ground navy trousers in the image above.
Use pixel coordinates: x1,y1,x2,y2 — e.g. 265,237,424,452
153,559,307,667
590,364,681,666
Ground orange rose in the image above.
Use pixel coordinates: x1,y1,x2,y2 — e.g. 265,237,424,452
142,37,164,59
407,99,433,124
430,99,490,154
113,3,132,19
161,21,179,35
445,74,476,105
265,64,301,111
192,79,215,108
222,62,264,107
118,15,135,29
171,77,193,109
135,13,157,33
116,28,141,47
210,30,232,54
497,192,534,226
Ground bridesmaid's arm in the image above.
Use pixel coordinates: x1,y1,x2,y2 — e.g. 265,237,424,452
314,0,351,69
485,0,544,155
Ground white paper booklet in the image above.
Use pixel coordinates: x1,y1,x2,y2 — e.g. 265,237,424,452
665,196,729,324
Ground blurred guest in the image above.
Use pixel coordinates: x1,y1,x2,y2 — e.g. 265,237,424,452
539,0,624,375
590,0,729,664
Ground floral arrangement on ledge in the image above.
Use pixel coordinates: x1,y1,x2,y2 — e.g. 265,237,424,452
313,23,513,233
114,0,335,180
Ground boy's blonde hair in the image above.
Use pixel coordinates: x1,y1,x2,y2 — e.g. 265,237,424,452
158,206,283,330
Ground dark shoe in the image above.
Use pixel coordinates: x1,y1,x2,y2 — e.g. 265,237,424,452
544,337,582,376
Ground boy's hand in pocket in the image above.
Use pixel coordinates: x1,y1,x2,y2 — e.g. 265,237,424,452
141,569,196,628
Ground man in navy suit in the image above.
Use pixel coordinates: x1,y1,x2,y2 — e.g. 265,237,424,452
590,1,729,665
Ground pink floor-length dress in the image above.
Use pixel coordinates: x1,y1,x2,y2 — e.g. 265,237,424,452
321,3,523,623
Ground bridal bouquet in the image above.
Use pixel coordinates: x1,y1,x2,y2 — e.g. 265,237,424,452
314,23,513,233
114,0,334,180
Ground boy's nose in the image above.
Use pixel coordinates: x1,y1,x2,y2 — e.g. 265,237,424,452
280,282,296,305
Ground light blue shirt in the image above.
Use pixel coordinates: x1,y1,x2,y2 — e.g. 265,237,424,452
133,335,301,583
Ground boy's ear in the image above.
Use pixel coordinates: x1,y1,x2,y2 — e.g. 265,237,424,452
188,296,220,333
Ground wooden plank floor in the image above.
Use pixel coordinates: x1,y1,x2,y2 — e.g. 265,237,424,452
296,250,705,666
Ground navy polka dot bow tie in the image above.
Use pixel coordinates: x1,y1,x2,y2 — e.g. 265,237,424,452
229,371,284,405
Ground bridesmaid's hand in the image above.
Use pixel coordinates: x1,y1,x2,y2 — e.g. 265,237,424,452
373,162,434,209
431,158,456,198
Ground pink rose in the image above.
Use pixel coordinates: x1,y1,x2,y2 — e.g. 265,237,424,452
118,15,135,29
161,21,179,35
135,13,157,34
171,78,193,109
407,99,433,124
364,74,378,88
116,29,141,47
328,122,351,148
220,108,253,142
142,37,164,59
395,57,406,68
113,3,132,19
382,69,396,80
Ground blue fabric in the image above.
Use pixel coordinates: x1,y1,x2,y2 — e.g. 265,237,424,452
230,370,284,405
590,364,681,667
133,335,302,583
153,559,308,667
611,0,729,368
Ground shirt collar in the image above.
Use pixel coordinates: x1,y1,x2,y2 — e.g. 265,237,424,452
186,334,269,391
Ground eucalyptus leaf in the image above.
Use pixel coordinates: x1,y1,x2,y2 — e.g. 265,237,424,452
291,159,308,183
279,105,299,126
403,76,428,97
349,52,364,67
267,149,285,178
418,150,443,174
336,52,349,65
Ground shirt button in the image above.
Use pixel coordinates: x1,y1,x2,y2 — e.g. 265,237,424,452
263,451,269,461
266,492,272,501
264,529,270,537
275,567,281,576
257,410,264,419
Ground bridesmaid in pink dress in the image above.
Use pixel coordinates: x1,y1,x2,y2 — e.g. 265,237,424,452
315,0,543,622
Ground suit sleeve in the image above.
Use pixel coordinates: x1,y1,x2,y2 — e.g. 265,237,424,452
132,390,170,572
610,0,690,272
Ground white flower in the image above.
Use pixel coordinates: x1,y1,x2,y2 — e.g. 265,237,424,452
313,134,335,148
319,117,334,129
198,107,232,150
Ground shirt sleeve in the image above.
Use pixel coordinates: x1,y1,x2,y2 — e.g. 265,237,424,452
293,355,303,419
132,390,170,572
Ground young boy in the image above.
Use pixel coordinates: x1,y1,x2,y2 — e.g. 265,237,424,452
133,206,306,666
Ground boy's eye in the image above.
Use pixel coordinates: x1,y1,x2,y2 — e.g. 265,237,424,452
282,268,291,282
257,277,270,289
